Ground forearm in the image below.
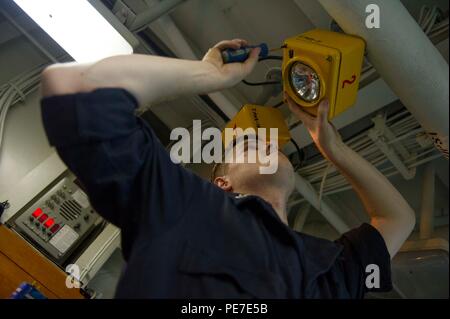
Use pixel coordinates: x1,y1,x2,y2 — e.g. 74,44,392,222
326,142,415,255
327,142,411,220
286,95,415,257
86,55,227,105
43,54,226,106
42,39,259,105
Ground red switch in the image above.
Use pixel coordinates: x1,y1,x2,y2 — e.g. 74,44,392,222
50,224,60,233
38,213,48,223
44,218,55,228
32,208,43,218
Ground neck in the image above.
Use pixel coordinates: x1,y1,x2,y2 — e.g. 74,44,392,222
235,185,289,225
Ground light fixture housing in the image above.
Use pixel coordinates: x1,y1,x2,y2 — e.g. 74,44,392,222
282,29,365,119
12,0,134,63
223,105,291,150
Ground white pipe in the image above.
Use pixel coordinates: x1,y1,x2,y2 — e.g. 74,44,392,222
318,0,449,157
294,174,350,234
419,163,435,239
292,204,311,232
255,85,275,105
207,92,239,119
154,15,197,59
0,8,58,63
149,13,238,119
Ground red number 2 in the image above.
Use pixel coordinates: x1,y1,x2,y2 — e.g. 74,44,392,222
342,75,356,88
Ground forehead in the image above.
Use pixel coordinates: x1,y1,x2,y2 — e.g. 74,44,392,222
224,134,268,153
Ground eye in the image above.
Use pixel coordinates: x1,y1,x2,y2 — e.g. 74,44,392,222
266,142,278,155
266,143,273,155
243,140,257,153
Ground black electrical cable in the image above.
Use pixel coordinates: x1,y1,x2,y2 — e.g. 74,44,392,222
0,200,9,220
242,79,282,86
272,101,285,108
258,55,283,62
290,138,305,169
242,56,283,86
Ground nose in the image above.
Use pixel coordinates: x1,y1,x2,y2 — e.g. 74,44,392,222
265,141,278,155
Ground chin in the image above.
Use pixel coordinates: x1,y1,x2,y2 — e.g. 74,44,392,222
275,155,296,192
229,153,296,193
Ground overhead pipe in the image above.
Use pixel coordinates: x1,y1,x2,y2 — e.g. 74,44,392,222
318,0,449,158
142,9,239,119
255,86,276,105
0,8,58,63
255,68,283,105
292,204,311,232
294,174,350,234
419,163,435,239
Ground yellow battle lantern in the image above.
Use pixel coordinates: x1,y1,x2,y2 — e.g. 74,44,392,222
223,104,291,149
282,29,366,119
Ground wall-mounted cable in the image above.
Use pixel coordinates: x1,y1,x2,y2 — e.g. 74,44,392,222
241,55,283,87
242,79,282,87
272,101,285,108
258,56,283,62
290,138,305,169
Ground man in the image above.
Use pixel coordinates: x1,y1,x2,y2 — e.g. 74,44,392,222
41,39,415,298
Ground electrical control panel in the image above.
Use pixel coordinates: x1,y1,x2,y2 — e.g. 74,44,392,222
11,173,103,265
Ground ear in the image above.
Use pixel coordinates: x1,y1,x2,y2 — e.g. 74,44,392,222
214,176,233,192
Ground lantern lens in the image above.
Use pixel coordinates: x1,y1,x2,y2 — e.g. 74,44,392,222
290,62,320,102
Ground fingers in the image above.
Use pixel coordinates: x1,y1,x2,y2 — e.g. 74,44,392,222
284,93,314,126
285,93,331,128
206,39,250,65
317,99,330,125
241,47,261,75
213,39,247,51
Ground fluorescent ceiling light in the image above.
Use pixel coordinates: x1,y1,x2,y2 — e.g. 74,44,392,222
13,0,133,63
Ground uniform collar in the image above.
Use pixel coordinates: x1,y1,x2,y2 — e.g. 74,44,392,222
228,192,285,223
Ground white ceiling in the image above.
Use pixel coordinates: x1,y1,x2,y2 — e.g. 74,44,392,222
169,0,315,106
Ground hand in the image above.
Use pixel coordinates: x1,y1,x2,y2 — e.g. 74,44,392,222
202,39,260,88
285,94,345,161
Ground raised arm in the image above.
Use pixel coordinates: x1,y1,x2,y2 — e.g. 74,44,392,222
39,39,260,258
41,39,260,105
286,95,416,258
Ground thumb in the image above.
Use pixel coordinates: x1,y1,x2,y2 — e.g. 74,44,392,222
285,93,314,127
241,47,261,75
317,99,330,124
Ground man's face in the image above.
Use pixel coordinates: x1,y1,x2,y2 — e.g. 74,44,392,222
221,138,295,195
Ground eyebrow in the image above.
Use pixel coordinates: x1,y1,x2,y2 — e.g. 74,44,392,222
212,137,278,181
239,138,270,152
234,136,263,149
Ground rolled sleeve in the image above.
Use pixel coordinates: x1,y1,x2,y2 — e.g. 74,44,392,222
41,89,154,258
41,88,140,147
335,223,393,298
40,88,214,260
